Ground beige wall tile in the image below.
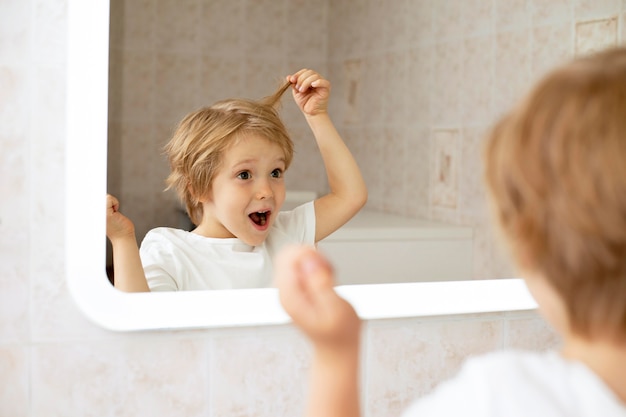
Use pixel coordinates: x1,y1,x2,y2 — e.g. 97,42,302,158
0,347,28,417
209,328,310,417
366,316,504,417
31,337,210,416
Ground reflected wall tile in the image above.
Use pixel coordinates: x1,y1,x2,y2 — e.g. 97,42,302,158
243,58,289,102
574,0,621,19
154,53,201,124
120,49,157,124
200,0,245,57
431,41,463,126
458,127,488,217
328,0,362,58
385,0,408,49
382,128,407,214
575,17,618,55
0,347,28,417
406,0,434,46
366,316,504,417
116,0,156,50
406,46,433,127
199,56,245,105
245,0,286,59
404,127,430,217
531,23,573,80
362,127,385,210
505,313,562,350
495,0,531,31
285,127,326,195
33,0,67,66
155,0,201,53
365,0,388,53
209,327,310,417
530,0,573,25
462,37,494,125
494,31,531,116
0,1,30,63
432,0,463,41
360,55,385,126
384,51,408,125
31,337,210,417
430,129,460,209
343,59,362,125
462,0,494,37
286,0,327,61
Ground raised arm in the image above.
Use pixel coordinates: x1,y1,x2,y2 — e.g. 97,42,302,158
106,194,150,292
275,245,362,417
287,69,367,242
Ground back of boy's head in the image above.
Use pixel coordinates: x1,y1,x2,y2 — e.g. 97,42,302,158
484,47,626,342
164,82,294,226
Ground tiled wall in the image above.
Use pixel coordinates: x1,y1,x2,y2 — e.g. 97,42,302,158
7,0,623,415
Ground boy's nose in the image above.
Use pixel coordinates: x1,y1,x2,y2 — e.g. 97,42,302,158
255,180,273,200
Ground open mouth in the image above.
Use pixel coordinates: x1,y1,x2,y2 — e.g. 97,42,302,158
249,210,271,227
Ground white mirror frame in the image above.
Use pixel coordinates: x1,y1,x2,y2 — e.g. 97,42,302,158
65,0,537,331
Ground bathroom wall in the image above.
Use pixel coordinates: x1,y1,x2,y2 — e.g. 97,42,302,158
326,0,626,280
3,0,624,416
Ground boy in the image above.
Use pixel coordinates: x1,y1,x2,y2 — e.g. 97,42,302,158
107,69,367,291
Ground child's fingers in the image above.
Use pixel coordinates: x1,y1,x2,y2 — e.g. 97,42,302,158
299,251,335,294
275,245,335,320
288,69,327,93
275,245,315,311
106,194,120,212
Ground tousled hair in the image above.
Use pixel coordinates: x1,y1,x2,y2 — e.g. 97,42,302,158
484,47,626,342
164,81,294,225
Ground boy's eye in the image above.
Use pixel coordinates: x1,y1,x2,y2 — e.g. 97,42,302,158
271,168,283,178
237,171,251,180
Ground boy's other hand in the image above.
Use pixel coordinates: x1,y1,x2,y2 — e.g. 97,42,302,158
106,194,136,241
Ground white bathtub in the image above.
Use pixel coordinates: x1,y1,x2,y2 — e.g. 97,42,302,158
318,209,473,285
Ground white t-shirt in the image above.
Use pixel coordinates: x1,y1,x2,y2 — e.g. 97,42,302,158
402,350,626,417
139,202,315,291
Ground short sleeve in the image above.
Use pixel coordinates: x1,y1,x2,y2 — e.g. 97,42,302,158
140,230,180,291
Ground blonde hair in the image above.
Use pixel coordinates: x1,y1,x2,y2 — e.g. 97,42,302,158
484,47,626,342
164,81,294,225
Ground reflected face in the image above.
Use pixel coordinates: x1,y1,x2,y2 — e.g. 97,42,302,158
196,134,287,246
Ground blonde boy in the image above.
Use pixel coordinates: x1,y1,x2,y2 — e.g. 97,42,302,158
276,48,626,416
107,69,367,292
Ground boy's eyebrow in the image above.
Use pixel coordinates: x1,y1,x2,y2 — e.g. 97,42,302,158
231,156,287,169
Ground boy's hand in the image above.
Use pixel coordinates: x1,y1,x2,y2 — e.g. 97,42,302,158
106,194,136,241
275,245,361,351
287,69,330,117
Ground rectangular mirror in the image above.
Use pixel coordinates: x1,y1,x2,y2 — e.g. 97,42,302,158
66,0,536,331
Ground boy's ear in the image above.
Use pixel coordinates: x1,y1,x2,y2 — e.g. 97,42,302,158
188,183,212,204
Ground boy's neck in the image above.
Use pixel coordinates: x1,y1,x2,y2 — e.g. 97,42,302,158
561,335,626,403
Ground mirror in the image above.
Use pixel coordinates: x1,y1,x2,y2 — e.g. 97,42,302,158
66,0,536,331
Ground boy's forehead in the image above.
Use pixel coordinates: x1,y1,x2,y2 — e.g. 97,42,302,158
222,135,286,164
